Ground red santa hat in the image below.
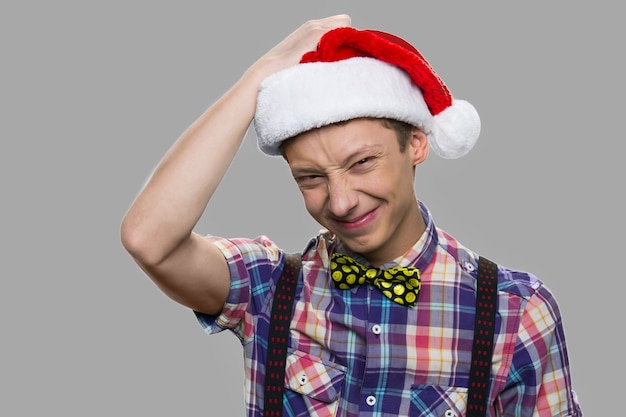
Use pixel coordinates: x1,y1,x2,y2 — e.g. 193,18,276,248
254,27,480,159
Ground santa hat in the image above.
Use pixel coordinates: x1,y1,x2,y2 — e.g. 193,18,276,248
254,27,480,159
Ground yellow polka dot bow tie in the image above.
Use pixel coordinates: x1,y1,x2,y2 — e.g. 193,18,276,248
330,253,421,307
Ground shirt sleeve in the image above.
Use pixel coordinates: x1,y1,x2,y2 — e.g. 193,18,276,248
194,235,283,343
498,283,583,416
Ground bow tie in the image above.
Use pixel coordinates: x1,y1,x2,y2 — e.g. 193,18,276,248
330,252,421,307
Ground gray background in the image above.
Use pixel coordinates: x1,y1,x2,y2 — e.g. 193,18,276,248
1,1,620,415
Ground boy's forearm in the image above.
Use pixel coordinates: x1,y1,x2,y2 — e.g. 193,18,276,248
121,70,260,265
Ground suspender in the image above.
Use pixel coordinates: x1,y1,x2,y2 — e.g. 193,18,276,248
467,256,499,417
263,253,301,417
263,254,498,417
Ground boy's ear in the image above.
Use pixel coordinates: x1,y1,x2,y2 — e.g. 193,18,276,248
409,128,429,166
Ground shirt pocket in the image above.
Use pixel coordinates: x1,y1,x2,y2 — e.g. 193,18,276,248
284,350,346,412
410,385,468,417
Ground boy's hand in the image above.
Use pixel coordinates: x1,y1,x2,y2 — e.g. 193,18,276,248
252,14,352,80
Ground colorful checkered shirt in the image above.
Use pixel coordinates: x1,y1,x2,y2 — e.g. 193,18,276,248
195,203,582,416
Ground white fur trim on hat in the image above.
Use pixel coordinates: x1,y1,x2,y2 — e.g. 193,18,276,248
254,57,432,156
254,56,481,158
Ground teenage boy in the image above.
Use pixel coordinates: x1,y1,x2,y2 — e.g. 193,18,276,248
121,15,582,417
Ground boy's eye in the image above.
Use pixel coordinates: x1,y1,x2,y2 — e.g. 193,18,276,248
353,157,375,169
296,175,324,187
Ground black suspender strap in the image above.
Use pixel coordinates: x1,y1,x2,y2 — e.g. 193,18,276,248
263,253,301,417
467,256,499,417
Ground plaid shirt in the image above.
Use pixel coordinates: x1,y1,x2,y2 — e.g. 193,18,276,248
196,203,582,416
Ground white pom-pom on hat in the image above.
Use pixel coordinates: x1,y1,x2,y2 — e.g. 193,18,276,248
254,27,480,158
429,99,481,159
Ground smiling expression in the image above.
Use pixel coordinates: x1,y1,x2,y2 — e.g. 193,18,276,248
283,118,429,266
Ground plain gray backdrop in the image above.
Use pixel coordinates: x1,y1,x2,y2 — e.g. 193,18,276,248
2,1,621,415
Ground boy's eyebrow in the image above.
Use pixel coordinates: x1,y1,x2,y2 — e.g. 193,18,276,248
290,166,323,176
339,145,382,165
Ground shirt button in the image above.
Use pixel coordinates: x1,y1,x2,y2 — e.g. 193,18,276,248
445,410,455,417
298,373,307,385
371,324,382,335
464,260,475,272
366,395,376,406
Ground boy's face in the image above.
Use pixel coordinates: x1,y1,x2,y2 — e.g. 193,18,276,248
284,118,429,265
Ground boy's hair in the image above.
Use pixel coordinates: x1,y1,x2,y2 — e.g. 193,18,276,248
378,118,414,152
279,117,415,159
